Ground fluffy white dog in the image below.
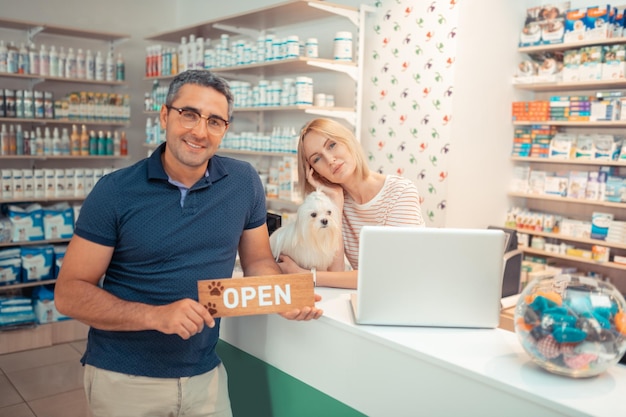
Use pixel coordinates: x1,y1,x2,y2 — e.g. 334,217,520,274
269,190,341,270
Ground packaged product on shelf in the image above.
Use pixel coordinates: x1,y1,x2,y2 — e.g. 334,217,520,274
0,256,20,286
562,49,580,80
0,297,35,327
0,218,11,244
43,169,55,197
548,133,575,159
543,171,569,196
574,134,594,158
593,134,620,160
519,6,543,46
20,244,54,282
510,165,531,193
11,169,23,199
22,168,33,198
567,171,589,199
604,175,626,202
32,285,70,324
54,168,65,197
580,46,603,81
528,170,547,194
6,203,44,242
591,211,614,240
42,202,74,241
601,45,626,80
607,220,626,244
583,5,611,40
53,245,67,278
33,169,44,198
586,171,601,200
564,8,586,42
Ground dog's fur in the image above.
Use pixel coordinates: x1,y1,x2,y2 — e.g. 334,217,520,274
269,190,341,270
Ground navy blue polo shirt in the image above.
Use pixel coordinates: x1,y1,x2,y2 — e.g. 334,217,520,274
74,143,267,378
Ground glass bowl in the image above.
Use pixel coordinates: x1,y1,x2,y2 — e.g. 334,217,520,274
514,274,626,378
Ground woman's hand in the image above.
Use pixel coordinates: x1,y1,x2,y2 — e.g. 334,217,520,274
307,167,344,209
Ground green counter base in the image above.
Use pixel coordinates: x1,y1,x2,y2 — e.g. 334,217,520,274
217,340,366,417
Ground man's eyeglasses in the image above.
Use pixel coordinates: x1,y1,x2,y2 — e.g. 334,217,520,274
166,105,230,136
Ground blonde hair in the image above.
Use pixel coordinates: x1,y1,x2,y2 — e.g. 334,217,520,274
297,118,370,197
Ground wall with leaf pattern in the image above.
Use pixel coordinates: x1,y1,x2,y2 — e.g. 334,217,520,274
361,0,460,226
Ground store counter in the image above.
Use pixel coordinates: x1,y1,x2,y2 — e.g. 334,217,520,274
220,287,626,417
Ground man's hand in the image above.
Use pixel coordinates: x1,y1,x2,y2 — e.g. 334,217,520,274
150,299,215,340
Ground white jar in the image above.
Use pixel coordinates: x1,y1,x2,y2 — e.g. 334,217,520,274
305,38,318,58
333,31,353,61
285,35,300,59
314,93,326,107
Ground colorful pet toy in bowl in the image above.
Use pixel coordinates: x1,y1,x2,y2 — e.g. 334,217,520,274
514,274,626,378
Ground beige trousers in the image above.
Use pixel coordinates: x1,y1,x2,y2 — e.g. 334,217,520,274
84,363,232,417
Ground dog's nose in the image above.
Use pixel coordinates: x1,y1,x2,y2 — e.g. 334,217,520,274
321,219,328,226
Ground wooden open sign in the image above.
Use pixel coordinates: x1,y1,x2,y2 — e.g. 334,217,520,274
197,273,315,317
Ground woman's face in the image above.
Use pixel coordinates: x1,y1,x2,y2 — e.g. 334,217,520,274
302,131,354,183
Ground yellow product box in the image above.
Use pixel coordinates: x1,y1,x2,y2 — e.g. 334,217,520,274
566,248,592,259
591,245,610,262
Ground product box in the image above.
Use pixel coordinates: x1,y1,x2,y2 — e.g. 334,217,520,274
0,248,21,286
584,5,612,40
575,134,594,158
43,169,55,198
564,8,587,42
32,285,70,324
549,133,575,159
520,4,571,47
586,171,601,200
594,134,620,159
590,211,614,239
562,49,581,81
544,172,569,196
42,203,74,240
22,169,34,198
567,171,589,198
0,297,36,328
580,46,604,81
11,169,23,200
7,204,44,242
510,166,531,193
20,245,54,282
528,170,548,194
601,45,626,79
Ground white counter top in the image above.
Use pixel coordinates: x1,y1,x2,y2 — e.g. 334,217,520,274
220,287,626,417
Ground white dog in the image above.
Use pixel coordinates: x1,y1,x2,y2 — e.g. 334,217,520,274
269,190,341,271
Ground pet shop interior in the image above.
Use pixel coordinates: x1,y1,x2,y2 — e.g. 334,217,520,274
1,0,626,416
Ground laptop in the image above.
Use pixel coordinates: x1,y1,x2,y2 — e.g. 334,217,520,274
350,226,506,328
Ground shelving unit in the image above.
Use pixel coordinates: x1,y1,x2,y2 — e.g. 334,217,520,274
512,37,626,287
0,18,129,353
142,0,371,211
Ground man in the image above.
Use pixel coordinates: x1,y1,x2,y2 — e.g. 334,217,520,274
55,70,322,417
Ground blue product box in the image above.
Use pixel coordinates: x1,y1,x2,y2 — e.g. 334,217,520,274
0,296,36,327
43,203,74,240
6,204,44,242
20,245,54,282
590,212,613,240
32,285,70,324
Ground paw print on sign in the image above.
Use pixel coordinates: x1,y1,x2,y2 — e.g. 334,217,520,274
205,302,218,316
207,281,224,297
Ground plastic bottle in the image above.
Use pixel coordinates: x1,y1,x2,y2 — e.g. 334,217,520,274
23,130,31,156
34,127,44,156
120,131,128,155
80,124,89,155
18,43,28,74
0,124,7,155
95,50,104,81
113,131,121,156
52,127,61,155
145,117,153,144
195,37,204,70
15,124,24,155
38,44,49,76
43,127,52,155
105,50,115,81
0,41,8,73
28,43,39,75
7,41,19,73
48,45,58,77
116,53,125,81
97,130,106,155
65,47,76,79
76,48,86,79
57,46,66,77
89,130,98,155
60,127,70,155
85,49,94,80
178,36,188,73
105,131,114,155
7,124,16,155
70,124,80,155
188,34,196,70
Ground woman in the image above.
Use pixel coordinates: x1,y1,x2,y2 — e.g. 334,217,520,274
276,118,425,288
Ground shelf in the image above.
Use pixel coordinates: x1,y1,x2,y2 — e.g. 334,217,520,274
145,0,358,42
0,118,129,127
515,228,626,251
0,238,71,249
0,72,127,86
0,279,57,291
0,17,129,42
0,196,86,204
510,156,626,167
521,247,626,272
217,149,296,157
508,192,626,209
518,37,626,54
0,153,129,160
512,120,626,127
235,105,353,113
513,78,626,92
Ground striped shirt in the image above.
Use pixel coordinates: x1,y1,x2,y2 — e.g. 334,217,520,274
343,175,425,269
